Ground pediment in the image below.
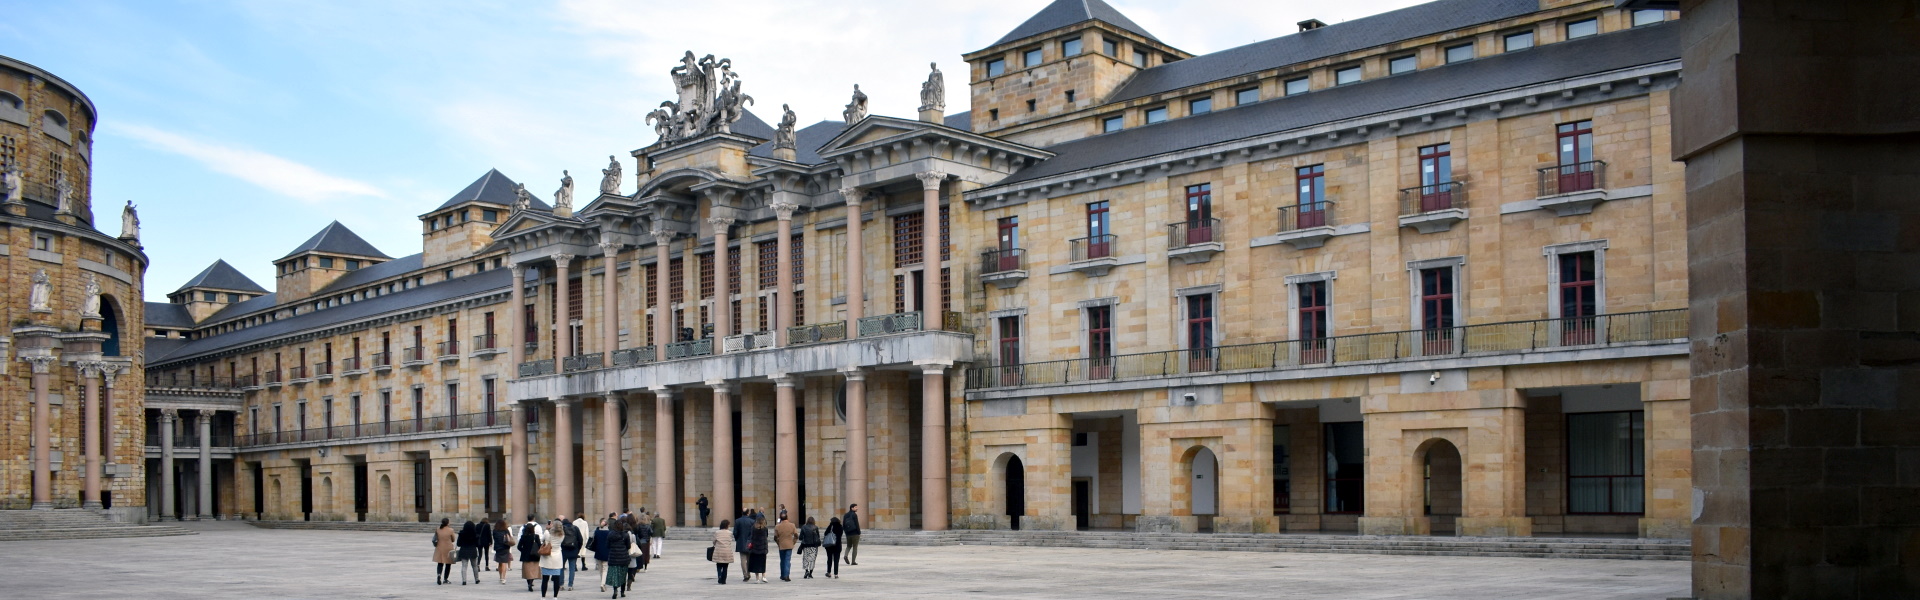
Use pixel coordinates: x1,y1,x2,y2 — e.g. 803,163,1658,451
850,124,918,146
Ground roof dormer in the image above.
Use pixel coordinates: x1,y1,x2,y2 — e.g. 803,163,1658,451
168,259,267,322
964,0,1191,134
273,221,390,303
422,168,536,268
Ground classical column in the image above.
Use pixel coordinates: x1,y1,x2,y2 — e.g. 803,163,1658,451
708,218,735,345
554,399,575,519
160,409,178,520
26,355,55,510
708,380,735,523
840,188,865,322
653,230,672,349
554,255,574,361
915,171,946,329
772,200,798,346
919,364,949,530
197,411,213,519
601,394,621,516
841,368,868,517
510,401,528,521
79,361,103,509
774,375,799,516
509,261,525,367
652,387,677,526
600,240,620,367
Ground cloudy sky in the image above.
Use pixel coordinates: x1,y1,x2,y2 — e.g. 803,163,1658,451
0,0,1425,301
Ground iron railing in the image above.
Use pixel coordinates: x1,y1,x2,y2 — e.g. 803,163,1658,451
473,334,499,351
562,353,604,372
858,312,923,337
1277,200,1337,233
981,248,1025,275
518,359,555,377
612,346,655,366
1167,218,1221,249
437,340,460,357
235,410,511,447
1538,160,1606,196
1399,181,1466,215
287,365,308,381
340,356,363,372
313,362,333,378
967,308,1685,390
402,346,426,363
788,321,848,346
1068,235,1117,261
370,352,392,368
144,374,244,389
146,432,235,449
665,339,714,359
263,370,283,385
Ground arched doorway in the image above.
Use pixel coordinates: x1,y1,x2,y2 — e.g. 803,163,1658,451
997,454,1027,530
1185,446,1219,532
319,477,333,516
269,479,282,519
378,474,393,518
1418,439,1463,535
443,472,460,516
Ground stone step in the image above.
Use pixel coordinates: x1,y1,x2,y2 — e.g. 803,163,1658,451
6,527,198,541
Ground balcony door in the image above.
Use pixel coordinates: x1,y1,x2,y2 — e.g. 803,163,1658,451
1559,252,1598,344
1186,294,1215,372
1556,120,1596,192
1086,201,1111,258
1296,165,1327,228
1184,184,1213,244
996,217,1021,271
1419,143,1453,211
1419,267,1456,354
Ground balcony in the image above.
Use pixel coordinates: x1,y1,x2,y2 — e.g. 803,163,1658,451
437,340,461,363
234,410,510,448
967,309,1686,392
401,346,429,368
858,312,923,336
471,334,505,358
979,248,1028,288
611,346,655,366
723,332,774,353
286,365,310,385
665,339,714,359
1166,218,1224,264
264,370,283,388
313,362,334,383
370,352,393,373
340,356,366,377
1398,182,1468,233
519,359,556,378
144,374,246,391
1266,201,1340,250
788,321,848,346
1064,235,1120,276
1534,161,1609,216
563,353,605,372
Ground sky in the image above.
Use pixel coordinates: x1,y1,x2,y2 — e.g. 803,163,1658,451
0,0,1427,302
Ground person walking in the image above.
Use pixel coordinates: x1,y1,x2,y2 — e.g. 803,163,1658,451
602,520,630,597
842,504,862,565
649,511,667,558
477,518,492,566
538,519,566,597
493,519,515,584
798,516,821,579
560,515,584,590
746,516,771,583
621,515,643,594
589,517,611,586
774,514,798,582
822,517,844,579
696,494,710,528
732,510,754,582
518,517,545,592
710,520,735,585
433,518,458,585
456,520,480,585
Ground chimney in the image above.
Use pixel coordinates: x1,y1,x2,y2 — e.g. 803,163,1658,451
1298,19,1327,32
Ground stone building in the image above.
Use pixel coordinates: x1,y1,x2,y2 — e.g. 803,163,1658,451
143,0,1694,539
0,55,149,521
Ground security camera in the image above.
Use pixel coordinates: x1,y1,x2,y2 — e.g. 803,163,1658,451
1429,372,1440,385
1183,392,1197,404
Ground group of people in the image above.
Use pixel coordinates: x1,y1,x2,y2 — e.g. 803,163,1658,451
430,509,670,599
707,503,864,585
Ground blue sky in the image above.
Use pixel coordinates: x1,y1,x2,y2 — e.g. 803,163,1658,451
0,0,1421,301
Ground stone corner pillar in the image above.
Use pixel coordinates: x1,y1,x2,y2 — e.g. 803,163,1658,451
838,187,865,324
918,362,950,530
25,354,56,510
509,399,530,523
914,171,946,330
650,387,677,526
553,254,575,361
600,393,622,518
839,367,869,518
78,360,104,510
773,374,800,517
599,240,620,367
554,398,576,520
707,380,736,524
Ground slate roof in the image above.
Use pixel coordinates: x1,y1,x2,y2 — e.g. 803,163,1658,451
1107,0,1537,104
144,302,196,329
993,0,1158,47
994,21,1679,187
314,252,425,295
433,168,548,212
149,268,512,365
732,109,777,141
748,120,850,166
144,336,189,363
172,259,267,294
202,292,279,325
944,110,973,132
279,221,391,260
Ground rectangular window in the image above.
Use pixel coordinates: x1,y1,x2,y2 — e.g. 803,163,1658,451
1420,267,1456,354
380,391,392,433
345,259,360,270
1631,9,1666,27
483,379,496,423
985,58,1005,77
1186,294,1215,372
1324,422,1365,514
727,246,742,294
1064,90,1075,103
1444,43,1475,64
1061,37,1082,56
1085,201,1111,259
482,209,499,222
669,257,685,304
1559,251,1598,344
521,304,537,348
1504,30,1534,51
792,234,808,283
1556,120,1598,192
1565,18,1599,39
699,254,715,299
1184,183,1213,244
1418,143,1455,211
1023,47,1042,67
319,257,335,269
1294,165,1327,228
411,388,424,428
1284,77,1309,95
203,291,218,302
1102,38,1118,56
1334,66,1361,85
1102,116,1123,133
1388,55,1417,75
1187,97,1211,115
1144,106,1168,124
1087,305,1114,379
892,212,924,267
1235,87,1258,105
1132,49,1147,67
1567,411,1645,514
997,316,1021,366
1298,281,1328,362
1026,99,1036,112
446,383,459,417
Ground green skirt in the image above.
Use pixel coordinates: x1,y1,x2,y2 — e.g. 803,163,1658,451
605,563,628,586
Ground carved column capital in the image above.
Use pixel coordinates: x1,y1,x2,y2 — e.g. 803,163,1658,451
552,253,576,265
705,217,735,232
915,170,947,190
770,201,800,221
838,367,866,382
772,374,801,388
72,360,110,378
650,386,675,400
161,408,179,422
598,237,620,255
20,354,57,374
838,187,864,207
649,225,676,240
706,380,735,395
197,411,214,426
916,362,951,376
554,397,578,409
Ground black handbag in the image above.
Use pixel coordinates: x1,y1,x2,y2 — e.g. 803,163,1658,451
706,547,715,562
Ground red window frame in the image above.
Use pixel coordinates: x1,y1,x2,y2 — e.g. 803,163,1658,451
1556,120,1596,192
995,216,1021,272
1420,267,1456,354
411,388,424,430
483,379,496,426
669,257,685,304
1418,143,1453,211
1087,305,1113,379
997,316,1022,386
1298,281,1329,363
1086,201,1111,259
1296,165,1327,228
1186,294,1215,372
1184,184,1213,244
1559,252,1598,344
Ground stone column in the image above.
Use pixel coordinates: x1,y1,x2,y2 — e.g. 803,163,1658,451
774,375,799,515
915,171,945,328
160,409,178,519
919,364,949,530
839,187,865,322
198,411,213,519
772,200,798,345
510,401,528,522
841,368,868,516
79,362,103,509
509,261,525,367
554,255,574,361
708,218,734,345
601,394,621,517
600,240,620,367
652,387,677,526
653,229,672,349
554,399,575,519
709,381,735,524
26,356,55,510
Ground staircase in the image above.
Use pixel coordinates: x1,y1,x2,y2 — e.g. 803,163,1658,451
253,520,439,534
0,509,198,541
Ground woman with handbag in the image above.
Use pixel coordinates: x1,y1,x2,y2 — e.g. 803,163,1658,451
822,517,844,579
747,516,771,583
710,520,735,585
602,520,630,597
518,519,544,592
433,518,458,585
493,519,515,584
539,519,567,597
798,516,822,579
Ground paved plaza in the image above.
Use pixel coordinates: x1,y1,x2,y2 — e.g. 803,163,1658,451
0,521,1688,599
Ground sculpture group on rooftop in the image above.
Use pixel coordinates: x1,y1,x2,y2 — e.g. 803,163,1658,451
121,200,140,243
554,170,574,213
649,51,754,145
775,104,797,151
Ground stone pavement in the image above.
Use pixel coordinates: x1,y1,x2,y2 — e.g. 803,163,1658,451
0,521,1689,599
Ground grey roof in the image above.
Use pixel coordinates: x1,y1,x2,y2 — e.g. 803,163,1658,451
279,221,391,260
993,0,1158,47
732,109,777,141
315,252,425,295
202,292,279,325
996,22,1679,187
172,259,267,294
1108,0,1536,104
748,120,850,165
144,336,189,363
433,168,547,212
149,268,511,365
944,110,973,132
144,302,195,329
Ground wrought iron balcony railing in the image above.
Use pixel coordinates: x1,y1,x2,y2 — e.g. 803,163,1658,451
235,410,511,447
1067,234,1117,261
1538,160,1607,196
1167,218,1221,250
980,248,1025,275
1399,181,1466,215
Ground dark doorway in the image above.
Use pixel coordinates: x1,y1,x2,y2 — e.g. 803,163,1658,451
298,461,313,521
353,462,369,521
1072,479,1091,530
731,409,743,518
413,459,431,522
1004,455,1026,531
250,462,264,518
910,270,926,312
796,405,807,524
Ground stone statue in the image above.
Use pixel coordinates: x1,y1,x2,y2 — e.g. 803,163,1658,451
553,170,574,213
775,104,797,150
0,163,21,204
81,272,100,319
655,51,750,144
919,62,945,112
120,201,140,241
600,155,623,195
54,172,73,214
843,84,869,124
710,74,753,134
28,268,50,312
512,183,534,212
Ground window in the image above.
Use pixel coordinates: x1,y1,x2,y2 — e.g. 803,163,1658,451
1504,30,1534,51
1284,77,1310,95
1235,87,1258,105
1183,183,1213,244
1559,252,1598,344
1026,99,1037,112
1631,9,1666,27
482,209,499,222
1324,422,1365,513
461,210,470,223
1389,55,1417,75
1567,411,1644,514
1185,294,1215,371
985,58,1005,77
1102,38,1118,56
1144,106,1168,124
1298,281,1328,362
1187,97,1211,115
1087,305,1114,378
1418,143,1455,211
1565,18,1598,39
997,316,1021,366
346,259,360,270
1444,44,1474,64
988,108,999,121
319,257,335,268
1555,120,1598,192
1065,90,1076,103
670,257,685,303
1334,66,1361,85
1132,49,1148,67
227,293,241,303
203,291,218,302
1419,267,1456,354
411,387,424,427
1023,47,1042,67
33,234,51,251
1294,165,1327,228
699,254,715,299
1061,37,1082,56
446,383,459,417
380,391,392,432
483,379,497,423
1102,116,1123,133
1085,201,1111,259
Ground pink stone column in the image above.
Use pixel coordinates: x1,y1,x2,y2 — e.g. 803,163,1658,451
709,219,734,347
774,375,799,516
602,394,621,516
554,399,575,519
772,201,798,346
509,262,525,367
554,255,574,361
920,364,949,530
841,368,868,517
600,241,619,367
510,402,528,522
652,387,677,526
28,356,54,510
838,187,864,323
915,171,946,328
709,381,735,524
654,231,672,349
80,363,103,509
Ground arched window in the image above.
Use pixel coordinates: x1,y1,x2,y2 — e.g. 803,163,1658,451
101,296,122,356
0,91,22,110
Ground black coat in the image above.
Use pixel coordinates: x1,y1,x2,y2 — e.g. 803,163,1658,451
516,525,542,561
493,529,512,555
843,511,861,535
799,523,820,548
747,525,770,555
733,517,754,552
605,530,630,563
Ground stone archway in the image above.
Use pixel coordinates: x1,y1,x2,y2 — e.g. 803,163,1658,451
443,472,460,516
319,477,333,517
378,474,393,518
1417,438,1463,535
990,452,1027,530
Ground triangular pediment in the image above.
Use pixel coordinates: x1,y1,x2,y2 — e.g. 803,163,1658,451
851,124,918,146
816,116,939,155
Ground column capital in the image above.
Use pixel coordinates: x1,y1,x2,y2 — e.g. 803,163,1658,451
650,386,675,399
197,411,214,425
71,359,111,378
915,361,951,375
772,374,800,388
838,186,864,207
706,380,735,394
915,170,947,190
598,238,620,255
20,354,56,374
838,367,866,381
161,408,179,421
649,224,677,240
554,397,579,408
770,201,800,221
553,253,576,265
705,216,736,231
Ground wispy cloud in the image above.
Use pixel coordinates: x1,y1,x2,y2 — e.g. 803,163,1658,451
109,123,386,201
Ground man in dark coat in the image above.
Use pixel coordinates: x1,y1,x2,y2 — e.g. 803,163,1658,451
697,494,710,527
842,504,862,565
733,510,756,582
